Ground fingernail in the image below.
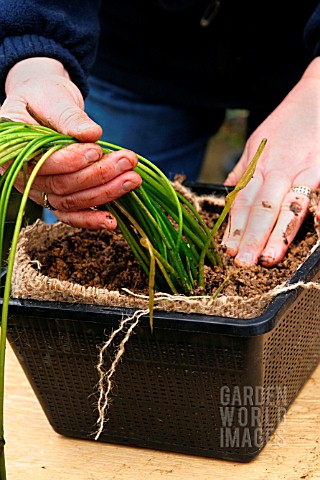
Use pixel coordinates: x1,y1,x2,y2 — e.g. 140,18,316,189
225,247,238,257
99,223,115,230
260,248,277,265
235,251,257,266
117,158,133,171
85,149,100,162
223,239,239,254
261,248,276,260
76,123,95,133
122,180,136,192
100,214,116,229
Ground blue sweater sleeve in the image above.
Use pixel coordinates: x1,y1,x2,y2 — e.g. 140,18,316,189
0,0,101,102
304,3,320,56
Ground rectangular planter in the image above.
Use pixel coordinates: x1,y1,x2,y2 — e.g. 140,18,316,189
2,184,320,462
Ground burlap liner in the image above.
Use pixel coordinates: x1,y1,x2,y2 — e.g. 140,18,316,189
11,188,320,321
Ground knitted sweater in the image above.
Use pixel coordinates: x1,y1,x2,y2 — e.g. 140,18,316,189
0,0,320,110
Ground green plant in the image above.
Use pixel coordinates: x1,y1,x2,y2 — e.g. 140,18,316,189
0,118,266,478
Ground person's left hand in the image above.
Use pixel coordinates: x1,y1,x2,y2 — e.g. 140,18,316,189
223,57,320,267
9,145,141,230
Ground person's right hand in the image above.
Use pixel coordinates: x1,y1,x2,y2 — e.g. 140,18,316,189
0,57,142,229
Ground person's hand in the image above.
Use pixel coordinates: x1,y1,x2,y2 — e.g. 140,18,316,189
0,57,142,229
223,57,320,267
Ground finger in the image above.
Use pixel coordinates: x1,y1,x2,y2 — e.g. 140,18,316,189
53,209,118,230
224,142,256,186
29,171,142,211
224,159,247,186
22,186,132,230
33,143,104,175
222,171,264,256
27,150,139,194
3,143,103,180
259,164,320,265
259,188,311,266
232,175,292,266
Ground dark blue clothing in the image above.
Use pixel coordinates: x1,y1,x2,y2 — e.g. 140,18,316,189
0,0,319,112
0,0,101,100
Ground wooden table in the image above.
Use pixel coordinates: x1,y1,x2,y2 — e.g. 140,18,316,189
4,342,320,480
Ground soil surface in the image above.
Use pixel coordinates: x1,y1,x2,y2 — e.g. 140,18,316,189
28,204,319,300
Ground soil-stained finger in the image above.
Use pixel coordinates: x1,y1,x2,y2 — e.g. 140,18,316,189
259,189,311,266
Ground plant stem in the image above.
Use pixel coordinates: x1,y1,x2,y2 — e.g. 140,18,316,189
0,141,68,479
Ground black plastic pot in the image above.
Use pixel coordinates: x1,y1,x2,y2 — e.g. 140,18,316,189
2,184,320,462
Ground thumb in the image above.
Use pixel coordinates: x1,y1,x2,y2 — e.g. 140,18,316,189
1,93,102,143
26,79,103,143
40,95,103,143
3,60,103,142
224,160,246,186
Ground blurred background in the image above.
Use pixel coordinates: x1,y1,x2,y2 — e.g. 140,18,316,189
198,109,248,184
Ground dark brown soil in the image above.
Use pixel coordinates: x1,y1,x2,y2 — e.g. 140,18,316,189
27,206,318,300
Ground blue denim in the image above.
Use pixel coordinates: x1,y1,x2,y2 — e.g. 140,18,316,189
85,76,224,181
43,76,224,223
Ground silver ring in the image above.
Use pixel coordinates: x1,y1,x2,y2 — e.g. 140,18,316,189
291,185,312,198
42,192,56,210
